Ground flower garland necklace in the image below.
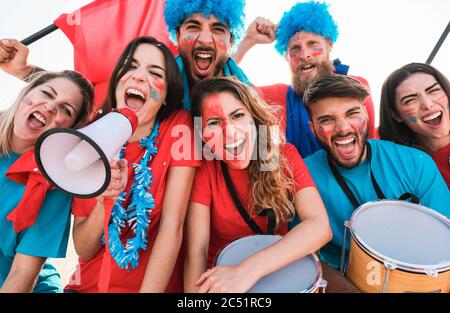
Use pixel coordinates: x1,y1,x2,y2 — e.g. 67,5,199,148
107,121,160,270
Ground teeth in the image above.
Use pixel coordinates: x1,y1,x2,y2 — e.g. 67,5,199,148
301,65,314,71
32,112,47,125
196,53,212,59
225,139,244,149
423,111,441,121
335,138,355,145
126,88,145,100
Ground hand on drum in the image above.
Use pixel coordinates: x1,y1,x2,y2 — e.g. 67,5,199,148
96,159,128,204
196,264,259,293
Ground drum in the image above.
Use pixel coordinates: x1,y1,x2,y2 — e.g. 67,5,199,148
215,235,326,293
345,200,450,293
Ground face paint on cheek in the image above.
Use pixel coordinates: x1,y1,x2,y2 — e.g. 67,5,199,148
22,97,33,106
317,124,333,141
407,115,418,124
215,36,229,51
357,117,367,134
54,121,62,128
150,89,160,102
310,47,324,57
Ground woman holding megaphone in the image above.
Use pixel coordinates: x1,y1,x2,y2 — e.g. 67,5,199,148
65,36,199,293
0,70,94,292
184,77,332,293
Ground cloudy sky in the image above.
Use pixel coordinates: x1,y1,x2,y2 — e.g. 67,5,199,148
1,0,449,126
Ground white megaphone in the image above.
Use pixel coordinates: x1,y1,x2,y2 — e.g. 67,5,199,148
35,108,138,198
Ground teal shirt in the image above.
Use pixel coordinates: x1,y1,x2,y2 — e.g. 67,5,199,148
304,139,449,270
0,153,71,292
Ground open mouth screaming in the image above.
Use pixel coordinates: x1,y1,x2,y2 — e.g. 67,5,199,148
27,111,47,129
125,88,147,110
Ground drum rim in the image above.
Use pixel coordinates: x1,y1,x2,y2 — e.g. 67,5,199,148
348,200,450,273
215,234,324,293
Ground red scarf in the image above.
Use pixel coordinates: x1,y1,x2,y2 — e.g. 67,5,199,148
5,148,54,232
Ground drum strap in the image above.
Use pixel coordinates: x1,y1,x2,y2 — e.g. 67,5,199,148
327,142,386,209
221,161,276,235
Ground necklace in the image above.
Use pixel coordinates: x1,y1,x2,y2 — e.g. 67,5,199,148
107,121,160,270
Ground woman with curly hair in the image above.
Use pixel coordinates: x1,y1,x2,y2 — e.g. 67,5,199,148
184,77,331,292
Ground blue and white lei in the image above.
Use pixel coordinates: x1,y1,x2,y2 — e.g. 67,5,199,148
107,121,160,270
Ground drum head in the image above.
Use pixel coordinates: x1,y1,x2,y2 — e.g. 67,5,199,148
216,235,320,293
351,200,450,270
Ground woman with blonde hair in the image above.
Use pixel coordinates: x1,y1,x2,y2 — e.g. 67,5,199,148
0,70,93,292
185,77,331,292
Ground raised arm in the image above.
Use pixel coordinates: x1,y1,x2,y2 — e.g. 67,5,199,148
0,253,45,292
72,159,128,260
139,166,196,292
0,39,44,81
232,17,277,64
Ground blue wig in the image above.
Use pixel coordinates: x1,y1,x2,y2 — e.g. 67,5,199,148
275,1,339,55
164,0,246,42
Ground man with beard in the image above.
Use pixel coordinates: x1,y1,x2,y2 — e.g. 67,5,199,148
0,0,250,111
303,74,449,292
233,1,376,158
163,0,253,110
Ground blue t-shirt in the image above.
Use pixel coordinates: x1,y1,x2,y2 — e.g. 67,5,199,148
304,139,449,270
0,153,71,292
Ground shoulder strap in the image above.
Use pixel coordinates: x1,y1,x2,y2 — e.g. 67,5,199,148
221,161,275,234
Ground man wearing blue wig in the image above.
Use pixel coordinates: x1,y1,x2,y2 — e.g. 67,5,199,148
234,1,376,159
234,1,378,292
164,0,251,110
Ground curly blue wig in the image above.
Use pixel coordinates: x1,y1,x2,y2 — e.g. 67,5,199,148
164,0,246,42
275,1,339,55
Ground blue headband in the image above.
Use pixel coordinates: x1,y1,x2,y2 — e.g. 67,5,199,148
275,1,338,55
164,0,246,42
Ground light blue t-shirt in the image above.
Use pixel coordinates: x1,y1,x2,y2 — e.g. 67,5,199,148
304,139,449,270
0,153,71,292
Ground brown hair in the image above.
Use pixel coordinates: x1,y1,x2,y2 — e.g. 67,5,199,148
379,62,450,147
191,77,296,230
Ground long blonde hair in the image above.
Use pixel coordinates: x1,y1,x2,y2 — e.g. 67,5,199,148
0,70,94,156
191,77,296,230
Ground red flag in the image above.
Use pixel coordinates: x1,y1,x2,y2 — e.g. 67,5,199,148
54,0,178,110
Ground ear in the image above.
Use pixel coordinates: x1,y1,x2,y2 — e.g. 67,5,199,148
175,29,181,46
325,38,333,51
308,120,316,136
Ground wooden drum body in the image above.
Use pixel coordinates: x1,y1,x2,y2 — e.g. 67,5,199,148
346,201,450,293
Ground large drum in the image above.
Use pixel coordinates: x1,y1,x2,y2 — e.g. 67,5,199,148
215,235,326,293
345,200,450,293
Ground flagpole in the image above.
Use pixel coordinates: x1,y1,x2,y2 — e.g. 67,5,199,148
426,21,450,64
20,23,59,46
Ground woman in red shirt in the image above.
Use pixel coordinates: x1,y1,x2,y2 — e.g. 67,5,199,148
66,37,199,293
185,77,332,292
379,63,450,188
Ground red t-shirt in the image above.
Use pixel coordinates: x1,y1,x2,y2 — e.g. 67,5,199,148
257,77,377,139
67,110,200,293
190,144,316,268
429,142,450,188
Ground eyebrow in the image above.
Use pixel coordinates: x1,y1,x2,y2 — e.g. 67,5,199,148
229,108,242,116
316,106,361,121
400,82,440,103
131,58,166,72
47,86,58,96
